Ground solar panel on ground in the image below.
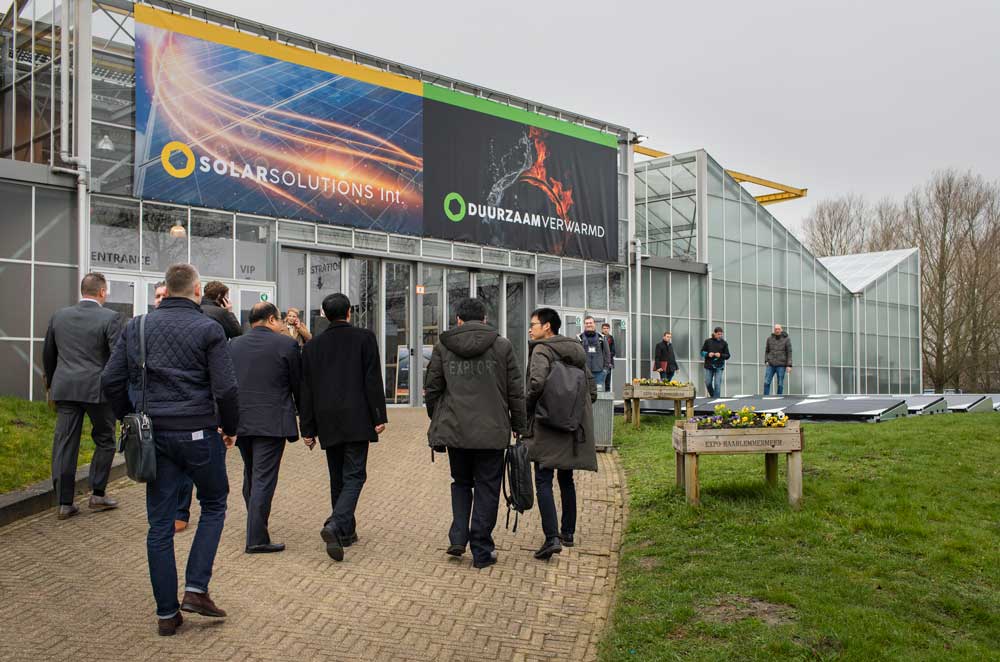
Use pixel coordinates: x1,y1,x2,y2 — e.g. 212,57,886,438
896,395,948,415
942,394,995,413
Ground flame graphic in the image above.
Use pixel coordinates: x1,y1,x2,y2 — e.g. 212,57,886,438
142,29,422,217
517,127,574,219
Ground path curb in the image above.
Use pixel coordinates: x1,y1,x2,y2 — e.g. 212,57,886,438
0,455,127,528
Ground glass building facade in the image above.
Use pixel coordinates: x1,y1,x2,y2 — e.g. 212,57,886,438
0,2,920,403
634,151,921,395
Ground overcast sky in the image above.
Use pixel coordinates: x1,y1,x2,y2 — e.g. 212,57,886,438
204,0,1000,236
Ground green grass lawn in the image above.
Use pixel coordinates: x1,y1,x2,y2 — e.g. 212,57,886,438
601,413,1000,661
0,397,95,494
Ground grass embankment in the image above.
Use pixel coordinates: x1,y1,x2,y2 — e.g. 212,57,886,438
0,397,94,494
602,413,999,661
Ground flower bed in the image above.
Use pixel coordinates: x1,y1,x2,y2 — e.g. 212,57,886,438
623,381,696,401
692,404,789,430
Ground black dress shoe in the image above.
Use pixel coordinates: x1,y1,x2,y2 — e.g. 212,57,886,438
446,544,465,557
246,543,285,554
473,555,497,569
157,613,183,636
534,539,563,560
560,534,575,547
320,526,344,561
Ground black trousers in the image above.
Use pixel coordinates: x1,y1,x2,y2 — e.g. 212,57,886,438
324,441,369,538
51,401,117,505
534,466,577,543
447,447,504,564
237,436,286,547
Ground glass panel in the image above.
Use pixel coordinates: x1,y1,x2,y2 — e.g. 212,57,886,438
445,269,470,327
671,272,689,318
190,209,233,279
505,275,527,370
0,263,31,338
712,281,724,322
142,203,187,272
537,257,560,306
91,123,134,195
650,269,668,316
384,261,411,404
308,254,342,335
691,275,705,319
586,263,608,311
236,216,275,281
317,225,352,247
35,185,77,264
278,249,306,316
609,267,627,311
238,288,270,332
475,272,500,329
33,264,76,337
422,264,444,348
0,340,30,398
90,195,140,269
741,242,756,284
723,240,740,280
347,257,378,334
0,181,32,260
562,260,585,308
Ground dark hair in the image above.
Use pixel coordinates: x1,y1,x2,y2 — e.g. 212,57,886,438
583,315,596,324
164,264,199,297
203,280,229,304
531,307,561,334
154,280,166,290
456,297,487,323
663,330,672,337
80,272,107,296
249,302,279,325
322,293,351,321
714,326,724,333
601,322,611,329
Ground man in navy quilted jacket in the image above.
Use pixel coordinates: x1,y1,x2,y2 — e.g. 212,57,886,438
102,263,239,637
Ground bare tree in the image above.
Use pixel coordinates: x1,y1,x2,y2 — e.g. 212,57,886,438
802,194,869,257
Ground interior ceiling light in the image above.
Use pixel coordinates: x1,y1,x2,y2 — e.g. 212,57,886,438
97,134,115,151
169,223,187,238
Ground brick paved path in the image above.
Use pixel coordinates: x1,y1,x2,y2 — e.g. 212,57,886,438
0,410,625,661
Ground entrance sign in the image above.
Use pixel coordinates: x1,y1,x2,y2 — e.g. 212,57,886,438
133,6,618,261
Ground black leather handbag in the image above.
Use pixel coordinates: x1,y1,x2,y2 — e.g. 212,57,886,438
118,315,156,483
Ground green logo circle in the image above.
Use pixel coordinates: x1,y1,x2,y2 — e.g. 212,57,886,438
443,192,466,222
260,293,268,302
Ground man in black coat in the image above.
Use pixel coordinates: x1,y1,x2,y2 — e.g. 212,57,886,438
43,272,124,519
601,322,616,392
425,298,526,569
653,331,679,382
300,293,387,562
201,281,243,340
700,327,731,397
229,302,302,554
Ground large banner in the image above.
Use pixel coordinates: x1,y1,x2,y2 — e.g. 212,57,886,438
133,7,617,260
423,97,617,262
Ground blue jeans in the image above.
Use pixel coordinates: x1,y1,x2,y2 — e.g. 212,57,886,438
146,429,229,618
704,367,724,397
175,476,193,522
591,370,607,391
763,365,787,395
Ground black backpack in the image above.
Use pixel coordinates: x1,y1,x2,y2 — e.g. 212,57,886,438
535,358,587,435
502,438,534,532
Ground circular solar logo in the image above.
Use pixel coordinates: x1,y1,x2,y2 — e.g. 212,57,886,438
160,141,196,178
443,192,466,222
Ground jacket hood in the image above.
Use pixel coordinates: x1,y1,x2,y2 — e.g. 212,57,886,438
440,321,499,358
530,335,587,367
773,331,788,339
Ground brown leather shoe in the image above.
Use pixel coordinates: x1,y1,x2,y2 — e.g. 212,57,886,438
157,613,183,636
180,591,227,618
174,520,188,533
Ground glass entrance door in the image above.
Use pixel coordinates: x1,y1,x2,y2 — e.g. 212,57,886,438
105,278,138,320
383,261,412,405
236,285,276,331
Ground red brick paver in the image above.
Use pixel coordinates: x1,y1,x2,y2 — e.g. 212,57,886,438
0,410,625,661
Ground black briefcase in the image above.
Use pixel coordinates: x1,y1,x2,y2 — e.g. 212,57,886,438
118,314,157,483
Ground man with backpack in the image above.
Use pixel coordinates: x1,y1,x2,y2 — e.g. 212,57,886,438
525,308,598,561
424,298,526,569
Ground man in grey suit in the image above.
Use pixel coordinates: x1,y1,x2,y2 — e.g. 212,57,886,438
43,272,124,520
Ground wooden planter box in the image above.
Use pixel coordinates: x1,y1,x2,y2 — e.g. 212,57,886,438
623,384,697,428
671,419,803,508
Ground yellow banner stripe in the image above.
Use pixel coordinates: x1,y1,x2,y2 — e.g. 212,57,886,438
134,5,422,96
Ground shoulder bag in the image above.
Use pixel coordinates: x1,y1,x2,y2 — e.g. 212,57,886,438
118,315,157,482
